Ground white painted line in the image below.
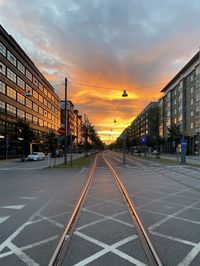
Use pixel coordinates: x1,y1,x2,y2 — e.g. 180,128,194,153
177,243,200,266
7,242,39,266
0,216,9,224
36,213,64,228
74,231,146,266
0,235,58,259
1,205,26,210
20,197,36,200
79,167,86,174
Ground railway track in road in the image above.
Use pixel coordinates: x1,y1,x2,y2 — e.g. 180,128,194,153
49,153,163,266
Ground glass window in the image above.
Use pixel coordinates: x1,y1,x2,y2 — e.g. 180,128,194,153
48,101,51,109
26,84,32,95
191,98,194,106
44,110,48,117
33,90,38,100
17,109,25,119
0,100,5,113
7,68,16,83
39,83,43,91
190,87,194,94
33,77,38,87
17,77,25,90
44,121,47,127
0,61,6,75
26,98,32,109
39,94,43,103
39,119,43,127
7,104,16,116
191,122,194,129
33,116,38,125
0,81,6,94
26,113,32,122
48,113,51,119
0,42,6,56
48,122,51,128
7,86,16,100
39,106,43,115
47,91,51,99
43,87,47,95
26,69,32,81
44,98,47,106
17,93,25,105
190,110,194,117
191,75,194,82
17,61,25,74
7,50,17,66
33,103,38,112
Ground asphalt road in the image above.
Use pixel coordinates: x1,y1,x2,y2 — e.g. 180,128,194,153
1,151,200,265
0,165,90,265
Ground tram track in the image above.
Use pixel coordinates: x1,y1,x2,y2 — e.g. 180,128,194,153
49,153,163,266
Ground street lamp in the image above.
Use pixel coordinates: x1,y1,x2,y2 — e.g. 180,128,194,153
122,89,128,165
64,77,68,165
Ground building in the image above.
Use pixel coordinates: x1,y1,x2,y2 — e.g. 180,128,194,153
60,100,83,150
0,25,60,159
159,51,200,154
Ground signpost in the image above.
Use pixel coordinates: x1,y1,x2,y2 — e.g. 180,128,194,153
180,139,187,164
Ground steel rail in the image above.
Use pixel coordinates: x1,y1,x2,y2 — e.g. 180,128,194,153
48,154,98,266
102,153,163,266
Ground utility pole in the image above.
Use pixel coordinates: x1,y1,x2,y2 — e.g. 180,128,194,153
64,77,67,165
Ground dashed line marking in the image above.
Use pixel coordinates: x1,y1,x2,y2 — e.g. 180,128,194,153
0,216,10,224
1,205,26,210
20,197,36,200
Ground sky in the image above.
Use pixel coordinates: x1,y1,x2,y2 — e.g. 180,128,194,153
1,0,200,143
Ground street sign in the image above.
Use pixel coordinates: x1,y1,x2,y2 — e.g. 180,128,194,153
181,139,187,148
140,136,147,144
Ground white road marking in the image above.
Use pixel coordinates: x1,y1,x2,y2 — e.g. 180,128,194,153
0,235,58,258
1,205,26,210
74,231,146,266
36,213,64,228
20,197,36,200
0,216,9,224
177,242,200,266
7,242,39,266
79,167,86,174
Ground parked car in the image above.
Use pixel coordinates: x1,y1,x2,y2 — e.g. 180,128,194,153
152,150,159,155
27,152,45,161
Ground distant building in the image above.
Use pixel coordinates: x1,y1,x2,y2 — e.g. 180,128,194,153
0,25,60,159
159,51,200,154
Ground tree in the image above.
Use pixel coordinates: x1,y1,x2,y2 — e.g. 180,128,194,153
167,123,182,153
45,130,57,153
16,119,36,159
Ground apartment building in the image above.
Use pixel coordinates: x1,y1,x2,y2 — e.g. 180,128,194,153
60,100,83,148
130,102,159,145
0,25,60,159
159,51,200,154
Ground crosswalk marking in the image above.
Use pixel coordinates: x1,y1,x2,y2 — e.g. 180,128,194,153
1,205,26,210
0,216,10,224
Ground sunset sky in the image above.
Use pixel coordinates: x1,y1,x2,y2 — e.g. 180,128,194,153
1,0,200,143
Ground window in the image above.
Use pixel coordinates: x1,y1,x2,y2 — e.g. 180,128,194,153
26,98,32,109
17,109,25,119
44,110,48,117
190,110,194,117
33,103,38,112
191,122,194,129
173,118,177,124
196,66,199,76
26,84,32,95
0,81,5,94
44,98,47,106
48,122,51,128
39,106,43,115
17,93,25,105
33,116,38,125
17,77,25,90
33,90,38,100
178,93,182,101
7,68,16,83
191,98,194,106
26,113,32,122
17,61,25,74
0,100,5,113
190,87,194,94
0,61,6,75
39,83,43,91
39,94,43,103
173,99,176,105
33,77,38,87
191,74,194,82
7,86,16,100
173,89,177,96
43,87,47,95
47,91,51,99
39,119,43,127
196,93,199,102
7,50,16,66
48,101,51,110
26,69,32,81
178,114,182,122
44,121,47,127
0,42,6,56
7,104,16,116
48,113,51,120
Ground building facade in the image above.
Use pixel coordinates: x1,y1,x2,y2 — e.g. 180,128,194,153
159,51,200,154
0,25,60,159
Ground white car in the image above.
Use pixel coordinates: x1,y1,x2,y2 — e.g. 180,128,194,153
27,152,45,161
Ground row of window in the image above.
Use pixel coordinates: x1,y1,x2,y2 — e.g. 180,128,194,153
0,72,59,114
0,42,59,106
0,100,58,130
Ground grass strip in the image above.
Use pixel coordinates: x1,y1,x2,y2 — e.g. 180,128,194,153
54,156,91,168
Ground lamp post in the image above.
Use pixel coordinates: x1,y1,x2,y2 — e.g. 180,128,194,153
122,89,128,165
64,77,68,165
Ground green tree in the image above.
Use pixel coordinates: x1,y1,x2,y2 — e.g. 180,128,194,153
45,130,57,153
167,123,182,153
16,119,36,159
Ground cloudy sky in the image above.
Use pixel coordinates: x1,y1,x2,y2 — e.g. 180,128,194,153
1,0,200,142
